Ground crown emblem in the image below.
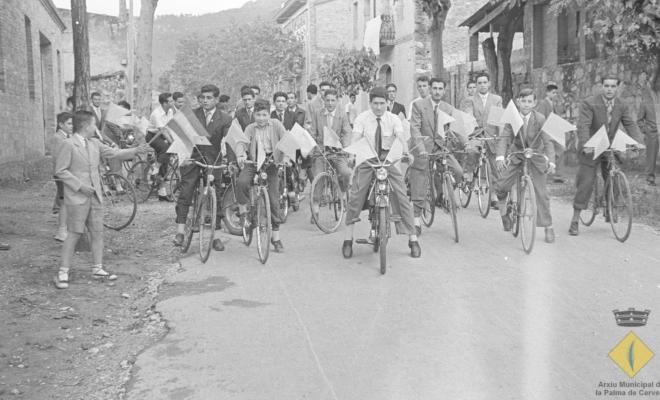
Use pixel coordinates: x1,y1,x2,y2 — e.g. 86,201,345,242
613,308,650,327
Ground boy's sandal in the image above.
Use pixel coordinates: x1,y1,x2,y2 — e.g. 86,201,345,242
92,268,118,281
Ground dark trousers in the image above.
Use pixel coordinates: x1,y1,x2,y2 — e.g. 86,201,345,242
573,156,611,210
495,164,552,227
147,133,171,178
174,164,225,224
645,132,659,178
236,163,281,230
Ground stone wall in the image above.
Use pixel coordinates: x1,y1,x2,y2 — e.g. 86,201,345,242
0,0,65,182
65,71,128,107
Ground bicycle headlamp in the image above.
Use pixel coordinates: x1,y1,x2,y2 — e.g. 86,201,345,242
376,168,388,181
260,171,268,180
126,134,135,145
208,174,215,183
524,148,533,159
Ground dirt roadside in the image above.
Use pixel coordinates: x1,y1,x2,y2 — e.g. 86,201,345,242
0,179,180,400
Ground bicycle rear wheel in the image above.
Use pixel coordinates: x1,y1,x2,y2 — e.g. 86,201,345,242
310,172,344,233
221,185,242,236
255,187,271,264
519,176,537,254
168,166,181,202
581,173,604,226
607,170,633,242
378,207,389,275
278,168,289,223
421,169,436,227
128,160,153,203
509,180,520,238
458,179,472,208
198,187,216,263
103,174,137,231
476,159,492,218
444,174,459,243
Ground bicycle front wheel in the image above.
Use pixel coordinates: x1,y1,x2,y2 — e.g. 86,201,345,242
103,174,137,231
519,176,537,254
181,186,199,254
581,173,604,226
444,174,459,243
421,169,436,227
378,206,389,275
310,172,344,233
168,166,181,202
255,187,271,264
607,170,633,242
476,159,492,218
458,179,472,208
198,187,217,263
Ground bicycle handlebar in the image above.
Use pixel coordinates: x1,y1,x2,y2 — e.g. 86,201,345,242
506,149,549,163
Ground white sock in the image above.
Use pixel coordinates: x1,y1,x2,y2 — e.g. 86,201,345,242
272,230,280,241
414,217,421,227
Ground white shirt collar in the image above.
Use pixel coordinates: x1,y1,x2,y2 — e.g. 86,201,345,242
73,133,86,147
204,107,216,115
478,92,489,101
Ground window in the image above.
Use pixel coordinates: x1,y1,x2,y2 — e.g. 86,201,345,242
532,3,545,68
25,16,35,99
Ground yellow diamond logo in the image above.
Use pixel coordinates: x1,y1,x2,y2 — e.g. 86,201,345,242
609,331,654,378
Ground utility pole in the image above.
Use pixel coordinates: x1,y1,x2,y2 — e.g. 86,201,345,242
71,0,91,109
126,0,135,106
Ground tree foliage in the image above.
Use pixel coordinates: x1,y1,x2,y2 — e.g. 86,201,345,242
550,0,660,88
164,21,303,100
318,47,379,94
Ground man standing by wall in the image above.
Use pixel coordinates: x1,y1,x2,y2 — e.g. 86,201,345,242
148,92,175,201
408,76,431,118
90,92,105,130
637,86,660,186
459,81,477,111
386,83,406,118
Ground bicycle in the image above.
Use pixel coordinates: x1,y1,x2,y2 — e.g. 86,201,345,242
219,162,243,236
503,148,548,254
128,151,180,203
276,160,302,223
456,131,495,218
100,166,137,231
309,150,346,234
241,159,275,264
580,148,634,242
354,153,405,275
180,160,227,263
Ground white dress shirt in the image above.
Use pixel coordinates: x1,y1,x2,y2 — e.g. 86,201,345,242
149,105,174,130
352,110,405,151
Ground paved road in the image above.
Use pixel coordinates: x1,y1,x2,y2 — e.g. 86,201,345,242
127,196,660,400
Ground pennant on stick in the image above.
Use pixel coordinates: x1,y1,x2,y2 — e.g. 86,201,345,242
399,113,411,144
224,119,250,156
540,113,576,148
499,100,524,135
385,136,404,172
610,129,644,152
344,137,377,167
290,123,317,157
450,109,478,142
276,132,300,162
583,125,610,159
323,126,343,149
104,103,131,127
256,139,266,171
486,106,505,127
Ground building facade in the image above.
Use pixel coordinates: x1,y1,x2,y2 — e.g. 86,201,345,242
0,0,66,181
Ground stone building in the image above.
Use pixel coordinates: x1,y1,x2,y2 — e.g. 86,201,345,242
0,0,66,181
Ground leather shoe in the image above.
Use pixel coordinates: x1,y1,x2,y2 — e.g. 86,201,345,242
53,270,69,289
568,220,579,236
271,240,284,253
159,195,174,202
342,240,353,259
501,215,512,232
647,177,656,186
545,227,555,243
173,233,185,246
490,201,499,210
212,238,225,251
415,225,422,236
409,240,421,258
0,242,10,251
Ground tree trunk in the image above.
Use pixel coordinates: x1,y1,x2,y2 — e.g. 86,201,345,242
482,37,498,94
135,0,158,117
71,0,90,110
653,50,660,92
496,6,522,104
430,0,451,80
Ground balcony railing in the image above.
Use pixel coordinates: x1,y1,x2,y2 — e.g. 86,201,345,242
379,14,395,47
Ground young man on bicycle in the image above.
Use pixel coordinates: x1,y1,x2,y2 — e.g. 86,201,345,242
309,88,353,218
409,77,464,235
173,84,232,251
235,99,286,253
147,92,175,201
494,88,556,243
569,76,643,236
342,87,421,259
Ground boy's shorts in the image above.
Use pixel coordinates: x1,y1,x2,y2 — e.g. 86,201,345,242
66,197,103,234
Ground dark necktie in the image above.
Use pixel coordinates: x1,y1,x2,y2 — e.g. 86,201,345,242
278,112,284,122
375,117,383,156
606,100,613,125
433,104,439,139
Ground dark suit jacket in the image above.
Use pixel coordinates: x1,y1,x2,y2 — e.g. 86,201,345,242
497,110,555,170
309,107,352,148
577,95,642,164
535,98,554,118
193,107,232,162
389,101,406,118
637,89,659,136
235,107,255,131
410,97,459,149
271,107,307,131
